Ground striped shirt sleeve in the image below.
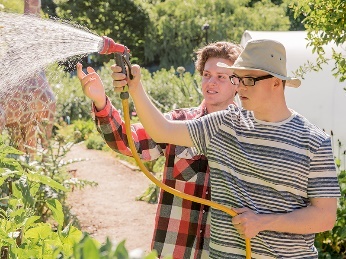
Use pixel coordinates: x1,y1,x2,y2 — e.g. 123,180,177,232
186,110,226,156
308,137,341,197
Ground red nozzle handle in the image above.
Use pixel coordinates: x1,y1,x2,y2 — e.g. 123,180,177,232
99,36,128,54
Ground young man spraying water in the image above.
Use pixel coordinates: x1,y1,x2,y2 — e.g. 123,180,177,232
108,39,340,258
77,42,243,258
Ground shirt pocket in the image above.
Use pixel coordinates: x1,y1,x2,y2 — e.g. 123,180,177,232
175,146,200,159
173,146,208,182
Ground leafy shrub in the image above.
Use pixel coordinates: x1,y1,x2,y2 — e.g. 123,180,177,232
315,169,346,258
85,132,106,150
315,139,346,258
69,235,172,259
142,66,202,113
71,119,96,143
0,0,23,13
0,140,170,258
46,63,92,122
47,60,203,123
1,127,97,227
0,140,82,258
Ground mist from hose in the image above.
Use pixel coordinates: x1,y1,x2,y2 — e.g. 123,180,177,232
0,12,104,97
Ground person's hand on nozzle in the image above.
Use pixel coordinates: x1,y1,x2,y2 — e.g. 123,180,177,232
76,63,106,111
111,64,141,94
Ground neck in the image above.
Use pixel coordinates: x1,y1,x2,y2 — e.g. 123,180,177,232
205,101,235,114
254,104,292,122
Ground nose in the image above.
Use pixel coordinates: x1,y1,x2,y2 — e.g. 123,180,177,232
237,83,246,90
208,76,218,85
237,83,247,95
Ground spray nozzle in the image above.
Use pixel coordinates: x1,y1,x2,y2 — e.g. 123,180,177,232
98,36,132,97
99,36,130,55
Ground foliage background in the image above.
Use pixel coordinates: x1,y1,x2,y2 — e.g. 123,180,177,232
291,0,346,82
0,0,345,257
52,0,292,70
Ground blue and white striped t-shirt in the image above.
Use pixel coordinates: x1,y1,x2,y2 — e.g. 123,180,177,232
186,105,341,259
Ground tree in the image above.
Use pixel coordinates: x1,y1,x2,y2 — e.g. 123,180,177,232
41,0,57,17
291,0,346,83
53,0,299,70
55,0,150,66
142,0,291,69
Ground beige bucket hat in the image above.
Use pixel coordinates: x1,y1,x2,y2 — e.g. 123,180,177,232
217,39,301,88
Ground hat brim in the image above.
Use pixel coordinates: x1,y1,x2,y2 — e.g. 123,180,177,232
217,62,301,88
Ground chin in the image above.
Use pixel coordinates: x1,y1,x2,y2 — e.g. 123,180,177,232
241,103,251,110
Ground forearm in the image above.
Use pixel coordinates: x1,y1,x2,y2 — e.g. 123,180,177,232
130,82,193,147
94,97,106,111
260,198,337,234
94,97,163,160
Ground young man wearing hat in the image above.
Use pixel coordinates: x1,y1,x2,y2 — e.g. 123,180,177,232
110,39,341,258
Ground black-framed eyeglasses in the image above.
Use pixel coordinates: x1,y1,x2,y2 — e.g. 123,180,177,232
229,74,274,86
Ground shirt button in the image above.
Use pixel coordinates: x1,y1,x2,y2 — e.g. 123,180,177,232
200,230,203,233
202,210,205,214
206,191,208,194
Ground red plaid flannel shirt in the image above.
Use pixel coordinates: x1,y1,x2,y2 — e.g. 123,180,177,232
93,97,211,259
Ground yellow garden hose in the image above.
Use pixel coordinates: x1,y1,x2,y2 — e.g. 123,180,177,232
120,97,252,259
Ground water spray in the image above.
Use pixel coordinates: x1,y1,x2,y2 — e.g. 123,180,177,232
99,36,252,258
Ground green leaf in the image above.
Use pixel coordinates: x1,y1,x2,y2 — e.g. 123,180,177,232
60,225,83,256
99,237,114,256
24,223,53,241
114,240,129,258
82,237,100,259
145,250,160,259
14,176,36,207
46,199,64,227
9,207,26,225
11,181,23,200
0,168,16,186
23,216,41,230
26,172,68,192
61,224,83,243
340,226,346,239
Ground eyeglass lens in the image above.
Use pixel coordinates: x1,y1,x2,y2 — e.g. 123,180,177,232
230,76,254,86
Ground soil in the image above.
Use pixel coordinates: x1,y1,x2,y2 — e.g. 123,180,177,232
65,142,156,253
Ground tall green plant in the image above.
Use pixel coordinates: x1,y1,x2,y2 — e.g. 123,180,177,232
0,140,82,258
291,0,346,83
34,120,98,224
315,138,346,258
0,136,170,259
315,170,346,258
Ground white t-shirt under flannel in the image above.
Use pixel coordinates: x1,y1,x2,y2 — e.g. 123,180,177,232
186,105,341,259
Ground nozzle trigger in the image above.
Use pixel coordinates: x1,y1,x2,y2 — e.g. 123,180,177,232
115,53,127,76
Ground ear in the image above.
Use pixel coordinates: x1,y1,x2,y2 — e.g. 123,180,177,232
273,78,282,88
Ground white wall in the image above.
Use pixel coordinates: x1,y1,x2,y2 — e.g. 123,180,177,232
241,31,346,168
